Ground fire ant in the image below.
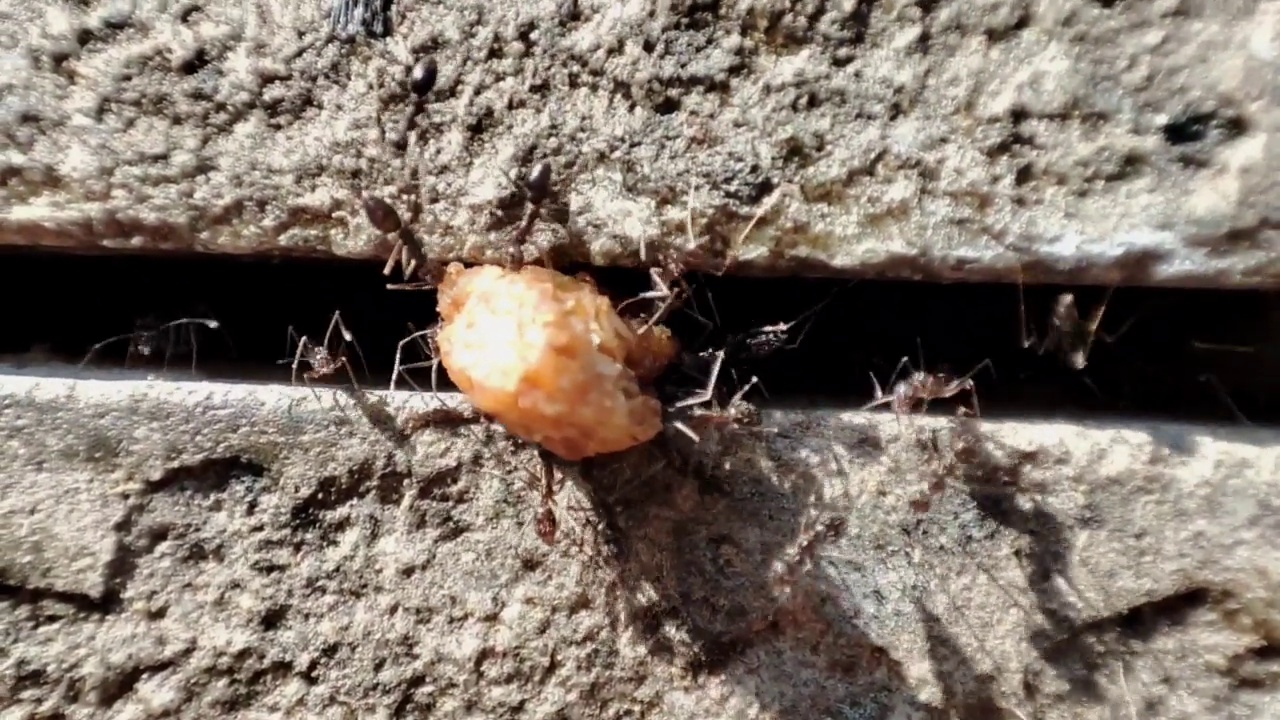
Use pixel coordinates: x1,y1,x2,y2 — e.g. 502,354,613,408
863,346,995,418
1017,267,1138,371
281,311,369,394
79,317,222,374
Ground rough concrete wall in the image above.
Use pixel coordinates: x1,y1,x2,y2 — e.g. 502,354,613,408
3,375,1279,719
2,0,1278,285
4,1,1280,719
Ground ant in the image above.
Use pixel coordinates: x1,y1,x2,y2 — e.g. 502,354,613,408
668,349,762,442
79,317,222,374
511,160,555,249
281,311,370,394
616,254,692,334
496,449,566,546
1017,267,1138,371
722,286,840,364
622,183,804,334
774,516,847,596
459,159,567,268
492,159,572,269
863,343,995,418
364,193,444,291
531,449,561,546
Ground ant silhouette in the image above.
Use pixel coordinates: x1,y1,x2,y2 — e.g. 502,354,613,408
79,317,223,374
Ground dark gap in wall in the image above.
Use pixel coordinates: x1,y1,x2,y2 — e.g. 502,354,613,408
0,248,1276,426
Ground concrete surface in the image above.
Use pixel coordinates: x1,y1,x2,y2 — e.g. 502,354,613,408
2,373,1279,719
1,0,1279,286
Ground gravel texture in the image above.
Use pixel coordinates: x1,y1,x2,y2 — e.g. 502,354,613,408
1,0,1277,285
2,374,1278,719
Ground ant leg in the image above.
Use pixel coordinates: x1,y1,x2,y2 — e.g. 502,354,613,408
534,449,561,545
885,355,910,388
730,184,795,253
862,374,892,410
673,349,725,409
281,326,303,371
154,318,219,376
382,239,407,277
638,282,686,334
1079,374,1105,401
336,357,362,393
300,365,326,406
727,375,760,408
616,267,672,313
79,332,135,370
915,338,927,376
964,384,981,418
1199,374,1250,424
1079,287,1116,358
1093,287,1141,345
670,420,702,443
325,312,371,383
1017,265,1041,351
291,336,312,387
182,324,195,375
959,358,996,383
779,287,842,353
862,357,909,411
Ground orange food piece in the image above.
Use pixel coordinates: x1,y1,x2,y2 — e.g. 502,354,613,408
436,262,678,461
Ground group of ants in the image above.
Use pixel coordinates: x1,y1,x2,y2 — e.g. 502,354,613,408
75,158,1138,552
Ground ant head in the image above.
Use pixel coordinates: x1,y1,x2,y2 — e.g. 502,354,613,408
1066,350,1089,371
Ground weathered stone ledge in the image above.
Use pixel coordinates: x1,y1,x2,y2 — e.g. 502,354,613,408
2,374,1277,718
2,0,1278,287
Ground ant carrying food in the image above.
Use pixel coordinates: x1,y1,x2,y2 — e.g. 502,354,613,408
79,317,223,374
863,344,995,419
281,310,370,394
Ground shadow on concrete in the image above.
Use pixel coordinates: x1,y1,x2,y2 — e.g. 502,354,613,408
575,419,944,718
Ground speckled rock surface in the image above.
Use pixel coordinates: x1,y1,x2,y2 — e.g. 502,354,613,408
2,0,1278,286
2,373,1278,719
